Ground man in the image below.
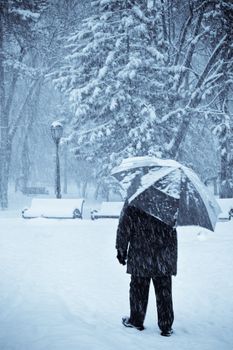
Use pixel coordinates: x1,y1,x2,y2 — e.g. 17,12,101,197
116,203,177,336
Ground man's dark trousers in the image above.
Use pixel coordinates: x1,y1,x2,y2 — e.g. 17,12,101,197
129,275,174,331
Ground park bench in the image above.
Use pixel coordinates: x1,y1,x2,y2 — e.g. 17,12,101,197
22,198,85,219
217,198,233,221
91,201,124,220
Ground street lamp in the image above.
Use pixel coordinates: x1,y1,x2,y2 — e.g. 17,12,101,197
51,121,63,199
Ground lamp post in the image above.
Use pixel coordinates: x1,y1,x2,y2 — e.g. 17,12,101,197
51,121,63,199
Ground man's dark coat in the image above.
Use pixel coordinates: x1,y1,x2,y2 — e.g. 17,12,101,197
116,204,178,277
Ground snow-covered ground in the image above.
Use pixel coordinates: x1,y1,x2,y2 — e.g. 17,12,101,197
0,209,232,350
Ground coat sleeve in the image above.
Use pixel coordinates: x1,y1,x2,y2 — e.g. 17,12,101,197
115,202,131,254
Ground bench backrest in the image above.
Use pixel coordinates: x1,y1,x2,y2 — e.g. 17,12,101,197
30,198,84,215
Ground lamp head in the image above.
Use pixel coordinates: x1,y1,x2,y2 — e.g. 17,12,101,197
51,121,63,143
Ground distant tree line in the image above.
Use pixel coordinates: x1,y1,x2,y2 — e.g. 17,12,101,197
0,0,90,208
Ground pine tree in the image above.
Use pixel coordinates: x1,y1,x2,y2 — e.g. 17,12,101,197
52,0,233,195
52,0,170,175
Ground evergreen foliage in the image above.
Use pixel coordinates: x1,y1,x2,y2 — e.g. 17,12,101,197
52,0,233,189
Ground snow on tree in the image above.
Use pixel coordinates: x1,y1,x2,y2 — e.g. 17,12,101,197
0,0,47,209
51,0,233,195
51,0,170,173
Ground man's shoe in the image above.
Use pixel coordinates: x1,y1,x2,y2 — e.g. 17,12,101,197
160,329,173,337
122,317,145,331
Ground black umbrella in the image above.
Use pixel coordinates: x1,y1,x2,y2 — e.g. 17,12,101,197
112,157,221,231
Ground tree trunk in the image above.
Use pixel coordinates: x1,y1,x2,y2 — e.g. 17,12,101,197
21,136,31,191
217,5,233,198
94,182,101,200
81,179,88,198
0,11,8,208
0,143,12,209
218,88,232,198
19,80,42,191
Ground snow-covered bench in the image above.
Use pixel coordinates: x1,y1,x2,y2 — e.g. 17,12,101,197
22,198,85,219
217,198,233,221
91,201,124,220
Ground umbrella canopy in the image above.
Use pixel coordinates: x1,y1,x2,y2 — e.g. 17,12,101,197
112,157,221,231
111,156,177,196
111,156,179,179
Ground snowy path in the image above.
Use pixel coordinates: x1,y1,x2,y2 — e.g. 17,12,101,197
0,215,232,350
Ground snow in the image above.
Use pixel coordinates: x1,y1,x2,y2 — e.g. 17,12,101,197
111,156,180,175
216,198,233,220
10,9,40,21
183,166,221,226
51,121,63,128
129,167,178,201
22,198,84,219
0,211,232,350
92,201,124,218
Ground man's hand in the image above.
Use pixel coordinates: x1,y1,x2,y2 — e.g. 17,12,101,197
117,249,127,265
